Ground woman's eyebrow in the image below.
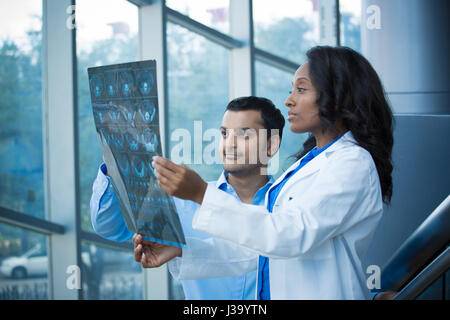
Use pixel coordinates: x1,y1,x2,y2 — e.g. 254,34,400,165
296,77,310,82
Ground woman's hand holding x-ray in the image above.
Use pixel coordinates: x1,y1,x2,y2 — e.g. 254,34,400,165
151,156,208,204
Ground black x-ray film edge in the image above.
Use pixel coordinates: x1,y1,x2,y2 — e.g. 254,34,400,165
88,60,186,247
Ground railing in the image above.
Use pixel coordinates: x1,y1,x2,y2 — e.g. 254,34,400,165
394,246,449,300
378,194,450,300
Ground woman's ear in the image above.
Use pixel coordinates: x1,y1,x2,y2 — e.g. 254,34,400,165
267,133,281,158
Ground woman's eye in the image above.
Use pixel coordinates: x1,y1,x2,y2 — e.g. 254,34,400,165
297,87,307,93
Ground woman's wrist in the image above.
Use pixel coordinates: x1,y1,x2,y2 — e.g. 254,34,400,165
194,181,208,204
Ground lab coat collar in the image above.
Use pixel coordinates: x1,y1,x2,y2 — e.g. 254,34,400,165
321,130,356,157
266,131,356,198
288,130,355,167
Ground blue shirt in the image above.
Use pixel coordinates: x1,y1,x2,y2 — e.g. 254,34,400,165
90,165,274,300
258,134,346,300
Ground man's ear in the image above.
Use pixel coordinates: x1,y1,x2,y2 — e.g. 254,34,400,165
267,133,281,158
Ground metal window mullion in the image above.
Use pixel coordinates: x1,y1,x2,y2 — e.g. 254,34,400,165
336,0,341,46
80,231,133,252
254,48,300,74
319,0,338,45
0,207,65,235
229,0,255,98
138,0,169,300
166,7,243,49
42,0,80,300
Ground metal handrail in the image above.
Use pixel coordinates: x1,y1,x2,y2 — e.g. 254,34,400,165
379,195,450,292
393,246,450,300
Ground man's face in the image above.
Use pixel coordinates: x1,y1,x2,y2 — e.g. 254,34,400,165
219,110,272,175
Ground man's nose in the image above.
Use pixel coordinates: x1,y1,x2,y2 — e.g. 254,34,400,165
225,131,238,148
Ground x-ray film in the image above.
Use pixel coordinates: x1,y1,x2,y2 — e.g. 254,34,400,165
88,60,186,247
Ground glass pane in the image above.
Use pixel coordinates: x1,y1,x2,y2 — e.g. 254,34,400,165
167,23,229,182
0,1,44,219
253,0,320,63
76,0,139,232
255,61,308,179
0,223,49,300
166,0,230,34
81,241,143,300
169,275,185,300
340,0,361,51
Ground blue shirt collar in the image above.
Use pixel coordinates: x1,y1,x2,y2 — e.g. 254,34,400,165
216,170,274,204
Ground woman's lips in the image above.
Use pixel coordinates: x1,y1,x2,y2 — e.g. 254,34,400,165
287,113,297,121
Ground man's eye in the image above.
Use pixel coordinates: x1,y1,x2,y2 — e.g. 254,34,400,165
221,130,227,136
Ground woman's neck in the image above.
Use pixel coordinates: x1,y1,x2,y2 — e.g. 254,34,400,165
313,124,347,149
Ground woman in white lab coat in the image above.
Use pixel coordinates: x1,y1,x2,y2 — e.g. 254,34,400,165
138,46,394,299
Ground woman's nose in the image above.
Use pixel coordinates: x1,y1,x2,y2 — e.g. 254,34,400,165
284,93,294,108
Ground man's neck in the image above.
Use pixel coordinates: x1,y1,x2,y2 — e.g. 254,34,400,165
226,168,269,204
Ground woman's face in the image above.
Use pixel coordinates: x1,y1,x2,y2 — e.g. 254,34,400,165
284,62,321,134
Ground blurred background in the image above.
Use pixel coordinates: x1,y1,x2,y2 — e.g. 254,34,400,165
0,0,448,300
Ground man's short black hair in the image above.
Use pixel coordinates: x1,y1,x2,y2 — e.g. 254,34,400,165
225,96,285,141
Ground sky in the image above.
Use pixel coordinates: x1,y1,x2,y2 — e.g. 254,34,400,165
0,0,361,52
0,0,139,52
0,0,42,50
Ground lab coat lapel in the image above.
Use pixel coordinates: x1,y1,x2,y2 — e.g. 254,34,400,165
277,153,325,196
265,158,302,205
265,131,356,205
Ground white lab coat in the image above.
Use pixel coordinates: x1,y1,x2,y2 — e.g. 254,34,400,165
168,131,384,299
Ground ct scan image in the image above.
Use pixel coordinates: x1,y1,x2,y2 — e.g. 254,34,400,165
88,60,186,247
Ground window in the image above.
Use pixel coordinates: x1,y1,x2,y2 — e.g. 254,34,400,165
167,22,230,182
76,0,139,232
0,223,49,300
80,241,142,300
0,0,44,219
253,0,320,63
166,0,230,34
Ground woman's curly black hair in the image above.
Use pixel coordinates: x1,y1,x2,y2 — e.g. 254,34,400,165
294,46,394,205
